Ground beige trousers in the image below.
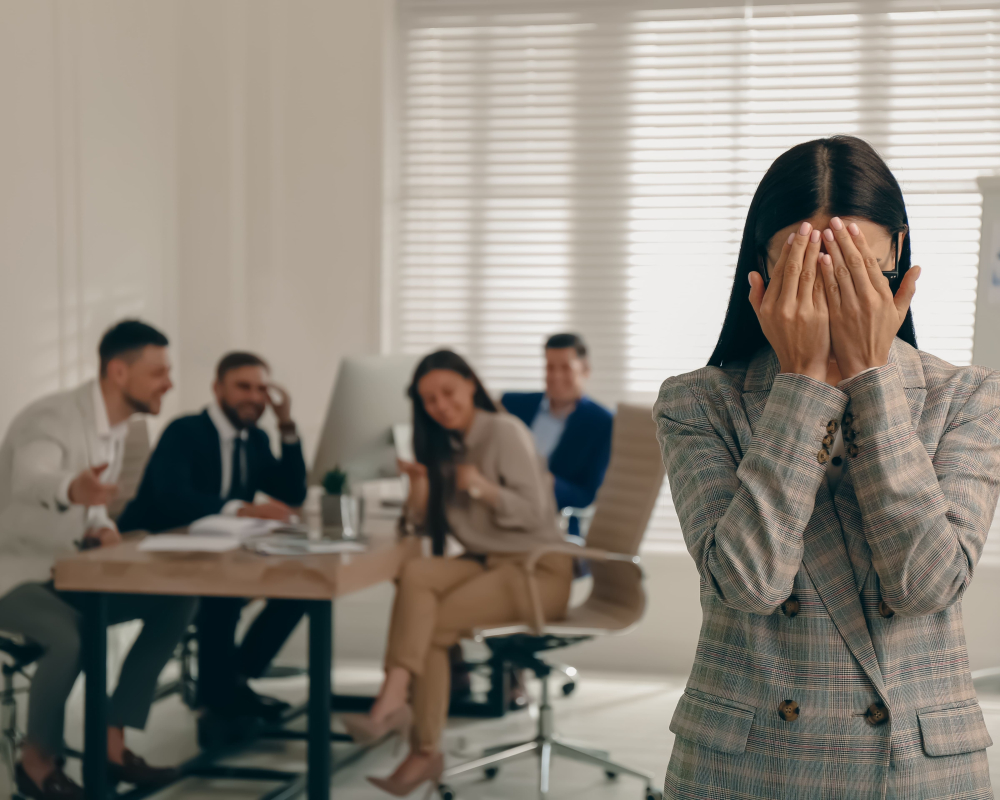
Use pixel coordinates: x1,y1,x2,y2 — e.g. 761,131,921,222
384,552,573,750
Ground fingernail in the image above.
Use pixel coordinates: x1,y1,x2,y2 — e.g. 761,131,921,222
914,266,922,279
830,217,844,231
848,222,860,236
787,232,795,245
798,221,811,236
748,273,754,286
823,228,834,242
810,229,821,243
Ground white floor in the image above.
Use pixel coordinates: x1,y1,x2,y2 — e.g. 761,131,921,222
49,666,1000,799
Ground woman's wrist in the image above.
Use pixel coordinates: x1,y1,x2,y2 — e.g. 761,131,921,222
468,475,500,508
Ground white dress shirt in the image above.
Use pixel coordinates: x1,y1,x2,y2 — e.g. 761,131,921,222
530,395,573,461
52,381,129,532
206,402,250,516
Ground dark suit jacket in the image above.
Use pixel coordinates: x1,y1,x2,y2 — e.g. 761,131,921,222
118,410,307,533
501,392,613,513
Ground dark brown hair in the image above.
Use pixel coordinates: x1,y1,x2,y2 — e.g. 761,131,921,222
216,351,270,382
408,350,496,555
709,135,916,367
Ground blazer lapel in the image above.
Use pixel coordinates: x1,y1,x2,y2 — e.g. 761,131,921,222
741,347,888,700
801,486,888,700
200,410,225,497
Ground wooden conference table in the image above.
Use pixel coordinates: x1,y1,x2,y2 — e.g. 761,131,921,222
53,528,420,800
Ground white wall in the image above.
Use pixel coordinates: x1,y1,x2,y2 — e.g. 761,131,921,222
0,0,181,431
0,0,389,454
174,0,389,453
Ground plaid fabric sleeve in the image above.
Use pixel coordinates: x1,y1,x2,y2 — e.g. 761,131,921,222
842,363,1000,616
655,372,848,614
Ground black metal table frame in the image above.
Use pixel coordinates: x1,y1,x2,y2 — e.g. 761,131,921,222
80,593,335,800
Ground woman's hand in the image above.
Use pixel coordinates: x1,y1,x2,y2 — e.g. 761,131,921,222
455,463,500,507
819,217,920,380
396,459,427,482
749,221,830,383
397,459,429,522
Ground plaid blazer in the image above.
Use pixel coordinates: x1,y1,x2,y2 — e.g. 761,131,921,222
655,339,1000,800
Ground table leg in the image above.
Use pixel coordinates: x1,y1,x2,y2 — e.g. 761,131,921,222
307,600,332,800
82,593,108,800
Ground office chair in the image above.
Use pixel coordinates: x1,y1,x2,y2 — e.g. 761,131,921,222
439,403,666,800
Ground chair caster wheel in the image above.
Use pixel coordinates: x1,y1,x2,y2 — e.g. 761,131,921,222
439,784,456,800
645,788,663,800
484,767,499,779
561,681,577,696
606,770,619,779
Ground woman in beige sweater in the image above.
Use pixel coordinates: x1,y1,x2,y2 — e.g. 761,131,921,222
343,349,573,796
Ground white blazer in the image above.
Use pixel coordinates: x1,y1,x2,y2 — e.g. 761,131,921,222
0,381,124,594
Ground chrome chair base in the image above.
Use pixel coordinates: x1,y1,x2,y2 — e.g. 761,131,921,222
438,677,661,800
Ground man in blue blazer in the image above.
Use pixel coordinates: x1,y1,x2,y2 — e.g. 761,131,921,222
119,352,308,729
502,333,613,537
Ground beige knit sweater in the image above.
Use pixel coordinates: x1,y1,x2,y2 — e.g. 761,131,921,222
423,410,563,555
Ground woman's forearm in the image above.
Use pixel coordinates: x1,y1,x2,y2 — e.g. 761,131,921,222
658,372,849,614
405,478,429,525
843,363,1000,616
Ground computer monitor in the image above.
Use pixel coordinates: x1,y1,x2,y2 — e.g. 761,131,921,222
310,354,419,485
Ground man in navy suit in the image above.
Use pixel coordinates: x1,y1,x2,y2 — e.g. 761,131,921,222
119,352,308,728
502,333,613,537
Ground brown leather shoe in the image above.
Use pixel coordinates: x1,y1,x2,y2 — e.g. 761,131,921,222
14,762,83,800
107,749,179,788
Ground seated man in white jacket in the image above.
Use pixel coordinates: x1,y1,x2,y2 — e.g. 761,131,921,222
0,320,197,800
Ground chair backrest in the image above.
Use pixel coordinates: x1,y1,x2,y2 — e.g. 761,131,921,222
107,417,151,522
585,403,666,557
572,403,665,630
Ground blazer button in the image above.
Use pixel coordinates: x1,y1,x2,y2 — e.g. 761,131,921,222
843,427,855,443
822,434,835,447
848,444,859,458
780,595,800,618
878,600,895,619
843,412,854,426
865,702,889,726
826,420,839,434
817,449,830,464
778,700,799,722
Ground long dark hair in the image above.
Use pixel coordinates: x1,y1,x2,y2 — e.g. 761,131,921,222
708,135,916,367
408,350,497,555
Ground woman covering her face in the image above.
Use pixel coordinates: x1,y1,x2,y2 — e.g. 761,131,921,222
655,135,1000,799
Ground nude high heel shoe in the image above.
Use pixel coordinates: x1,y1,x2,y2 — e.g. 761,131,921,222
340,705,413,748
367,751,444,799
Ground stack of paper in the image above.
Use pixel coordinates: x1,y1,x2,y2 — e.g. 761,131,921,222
188,515,285,541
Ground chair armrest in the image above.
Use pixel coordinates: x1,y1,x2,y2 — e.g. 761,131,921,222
518,543,642,633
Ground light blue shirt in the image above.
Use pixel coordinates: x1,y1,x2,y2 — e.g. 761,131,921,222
530,396,572,461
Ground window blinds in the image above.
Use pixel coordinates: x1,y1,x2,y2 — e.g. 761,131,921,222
391,0,1000,554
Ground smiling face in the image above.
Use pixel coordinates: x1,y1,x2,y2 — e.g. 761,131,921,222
105,345,173,415
214,365,270,427
545,347,589,408
417,368,478,433
764,214,904,276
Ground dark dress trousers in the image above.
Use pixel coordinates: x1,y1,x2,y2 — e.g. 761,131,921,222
501,392,613,536
119,410,309,711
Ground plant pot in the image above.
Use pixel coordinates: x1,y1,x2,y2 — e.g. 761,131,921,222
321,493,363,539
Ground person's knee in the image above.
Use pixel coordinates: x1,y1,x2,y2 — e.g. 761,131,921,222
398,558,438,593
41,619,82,674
